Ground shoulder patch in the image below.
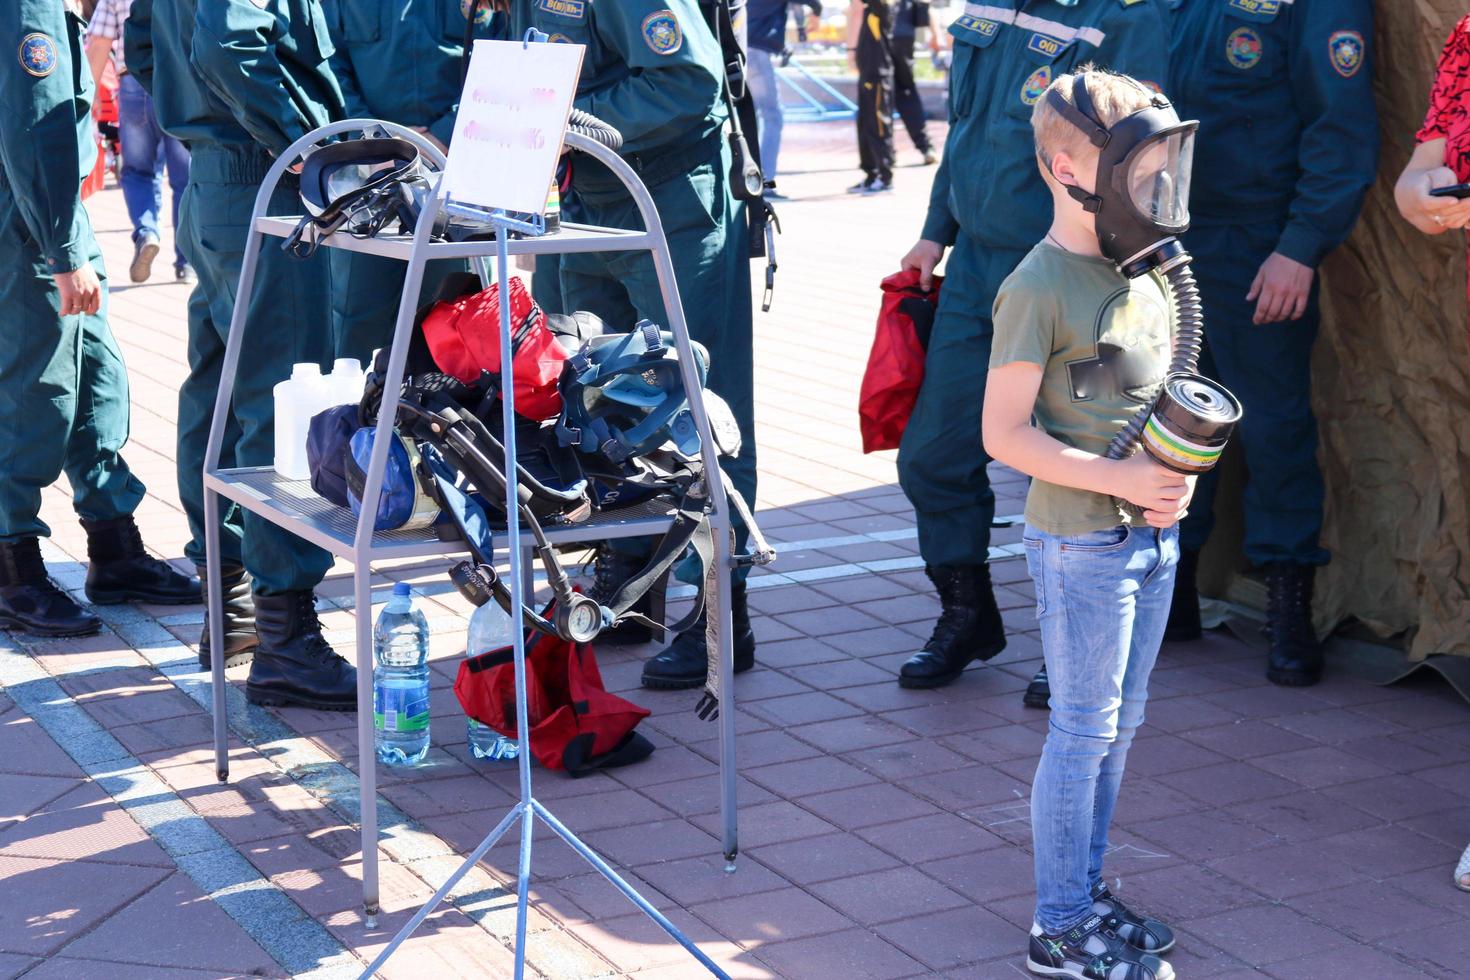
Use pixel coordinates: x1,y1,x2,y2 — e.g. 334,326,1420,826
461,0,494,27
1225,26,1263,70
18,34,58,78
1027,33,1071,59
1227,0,1282,15
642,10,682,55
1021,65,1052,106
536,0,586,19
951,14,999,40
1329,29,1364,78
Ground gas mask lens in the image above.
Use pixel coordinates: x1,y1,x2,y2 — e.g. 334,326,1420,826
1125,129,1194,230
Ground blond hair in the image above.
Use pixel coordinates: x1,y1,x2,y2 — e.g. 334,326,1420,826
1032,66,1157,167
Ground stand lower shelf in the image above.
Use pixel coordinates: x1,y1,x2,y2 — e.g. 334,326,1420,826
205,466,683,562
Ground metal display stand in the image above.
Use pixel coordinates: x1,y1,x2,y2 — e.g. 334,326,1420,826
202,118,750,979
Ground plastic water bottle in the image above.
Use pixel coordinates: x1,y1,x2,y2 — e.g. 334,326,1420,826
373,583,431,766
466,598,519,762
272,362,327,480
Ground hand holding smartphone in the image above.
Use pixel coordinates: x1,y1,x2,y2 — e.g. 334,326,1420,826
1429,183,1470,199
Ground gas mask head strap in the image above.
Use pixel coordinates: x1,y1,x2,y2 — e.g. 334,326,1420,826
1045,74,1110,214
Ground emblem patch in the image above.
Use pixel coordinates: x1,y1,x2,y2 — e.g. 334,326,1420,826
1329,30,1364,78
1227,0,1280,15
461,0,494,27
1225,27,1263,70
18,33,58,78
952,15,998,39
536,0,585,19
1027,33,1070,59
1020,65,1052,106
549,33,571,43
642,10,682,55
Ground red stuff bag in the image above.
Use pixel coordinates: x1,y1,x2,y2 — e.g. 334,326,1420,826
420,276,569,421
453,604,655,777
858,269,942,453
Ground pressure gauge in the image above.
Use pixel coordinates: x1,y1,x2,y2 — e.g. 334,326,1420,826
558,594,606,644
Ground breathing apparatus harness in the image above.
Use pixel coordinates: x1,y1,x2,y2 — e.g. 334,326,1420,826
1046,73,1241,473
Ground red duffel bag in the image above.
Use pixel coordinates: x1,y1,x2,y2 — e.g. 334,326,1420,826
453,602,655,777
420,275,569,421
858,268,943,453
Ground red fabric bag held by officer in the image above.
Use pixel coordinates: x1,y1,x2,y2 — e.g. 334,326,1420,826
453,601,655,777
420,276,569,422
858,269,942,453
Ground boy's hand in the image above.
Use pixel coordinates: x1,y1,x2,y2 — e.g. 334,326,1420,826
1143,473,1197,529
900,238,945,291
1109,453,1188,522
1246,252,1314,325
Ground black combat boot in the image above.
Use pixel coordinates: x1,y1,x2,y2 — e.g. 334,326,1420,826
586,544,666,647
1022,665,1050,710
0,537,101,637
1164,547,1202,642
898,564,1006,689
81,516,199,606
246,590,357,710
641,580,755,690
198,565,258,670
1264,563,1323,687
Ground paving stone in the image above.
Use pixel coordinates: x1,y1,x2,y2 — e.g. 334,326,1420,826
0,773,80,830
746,831,901,886
0,782,172,867
898,765,1031,813
921,846,1038,905
787,714,917,755
1208,841,1366,900
18,959,231,980
1318,773,1470,822
753,926,927,980
690,886,853,948
1288,878,1460,944
847,738,973,780
1156,761,1301,808
1263,945,1430,980
745,754,879,797
0,855,168,956
62,872,282,974
1183,903,1352,966
1374,917,1470,977
632,774,777,818
1223,789,1382,843
799,781,941,830
1248,744,1395,789
1109,863,1268,921
0,953,35,980
782,658,896,689
742,690,865,727
560,908,730,975
1315,824,1457,879
632,853,787,907
1177,716,1320,760
1124,733,1233,777
1130,809,1281,863
691,799,836,849
0,712,85,778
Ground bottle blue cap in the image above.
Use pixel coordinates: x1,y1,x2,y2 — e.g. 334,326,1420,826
393,582,412,598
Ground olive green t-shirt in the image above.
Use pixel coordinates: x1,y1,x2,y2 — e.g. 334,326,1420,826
989,242,1173,535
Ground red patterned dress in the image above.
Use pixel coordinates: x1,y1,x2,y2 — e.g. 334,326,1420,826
1417,16,1470,318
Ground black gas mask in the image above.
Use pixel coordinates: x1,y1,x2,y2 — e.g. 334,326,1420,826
1046,74,1199,279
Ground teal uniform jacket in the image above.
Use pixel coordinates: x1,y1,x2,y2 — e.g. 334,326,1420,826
900,0,1170,568
514,0,757,561
0,0,145,541
1168,0,1377,566
130,0,344,592
322,0,498,363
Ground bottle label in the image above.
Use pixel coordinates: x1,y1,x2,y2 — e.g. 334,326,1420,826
374,682,430,733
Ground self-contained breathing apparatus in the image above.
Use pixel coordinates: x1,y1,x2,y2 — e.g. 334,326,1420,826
1045,72,1242,473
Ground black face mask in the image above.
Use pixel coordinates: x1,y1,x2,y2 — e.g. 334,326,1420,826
1045,74,1200,278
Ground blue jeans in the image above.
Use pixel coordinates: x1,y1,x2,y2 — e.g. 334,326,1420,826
117,73,189,268
1024,523,1178,934
747,47,783,180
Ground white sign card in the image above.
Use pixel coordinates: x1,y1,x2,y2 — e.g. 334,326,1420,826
441,38,585,214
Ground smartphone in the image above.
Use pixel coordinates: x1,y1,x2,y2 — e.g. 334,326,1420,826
1430,183,1470,199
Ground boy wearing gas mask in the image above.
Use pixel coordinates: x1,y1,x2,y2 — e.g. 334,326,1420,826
983,68,1191,978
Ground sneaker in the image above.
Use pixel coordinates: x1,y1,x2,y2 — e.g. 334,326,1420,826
175,263,196,284
130,233,160,283
866,176,894,193
1027,916,1174,979
922,148,939,165
847,177,876,194
1091,883,1176,954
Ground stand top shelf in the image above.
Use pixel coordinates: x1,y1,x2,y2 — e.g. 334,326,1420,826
255,217,654,261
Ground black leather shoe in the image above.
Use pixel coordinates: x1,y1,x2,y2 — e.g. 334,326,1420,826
1023,664,1050,709
0,537,101,637
587,544,666,646
641,581,754,690
199,565,258,670
82,516,200,606
1264,563,1324,687
246,590,356,711
1164,547,1202,642
898,564,1006,689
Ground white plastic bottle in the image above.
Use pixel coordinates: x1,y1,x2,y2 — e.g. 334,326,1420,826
466,598,520,762
326,357,366,408
273,363,326,480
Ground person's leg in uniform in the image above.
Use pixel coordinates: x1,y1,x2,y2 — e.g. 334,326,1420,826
895,236,1021,689
561,145,757,687
178,147,352,706
329,250,467,365
1174,222,1327,684
117,73,165,283
746,46,784,186
890,34,933,158
0,193,194,637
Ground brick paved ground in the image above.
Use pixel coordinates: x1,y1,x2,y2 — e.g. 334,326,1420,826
1,120,1467,979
